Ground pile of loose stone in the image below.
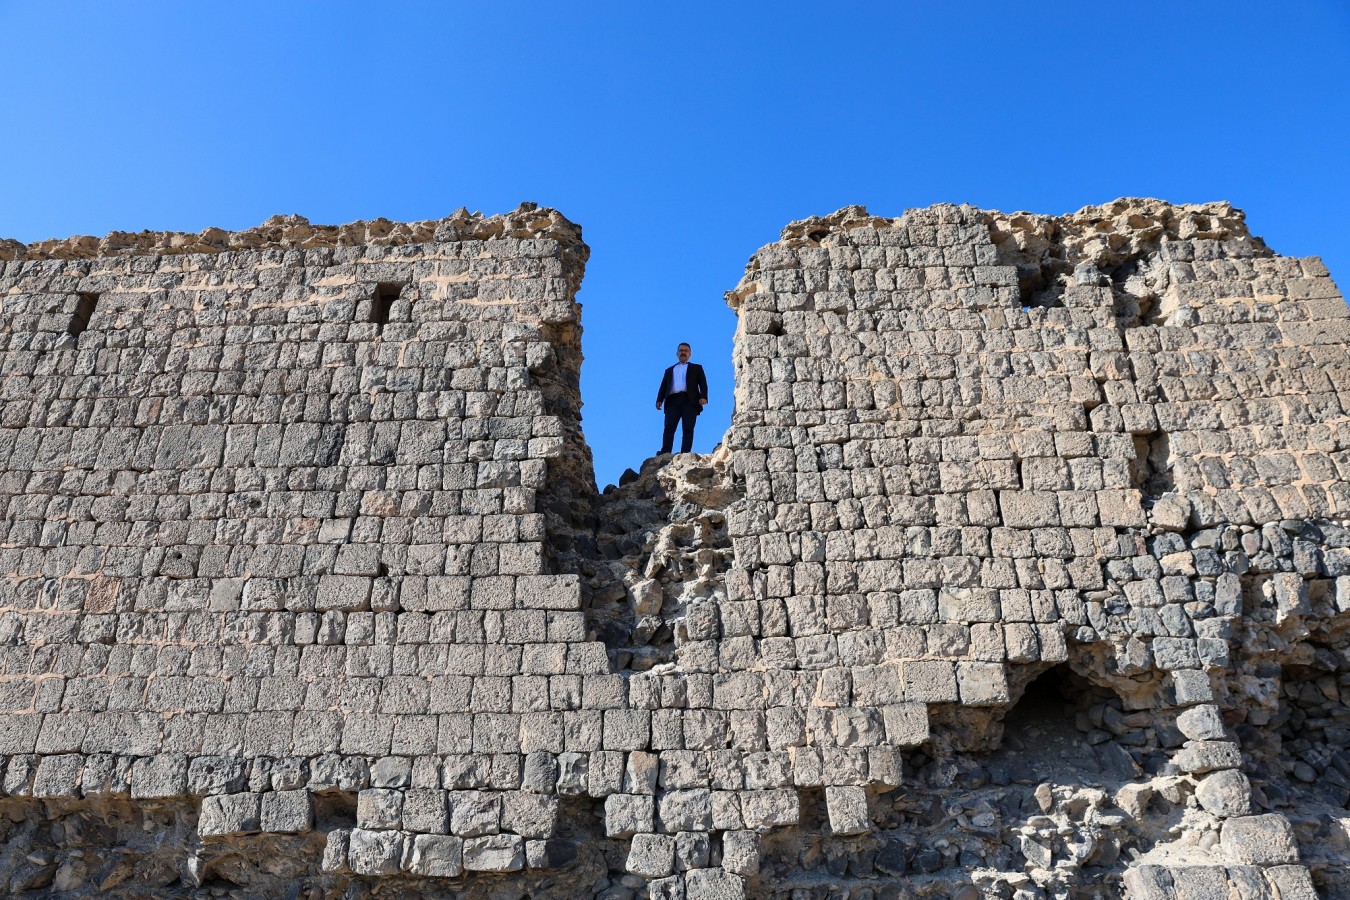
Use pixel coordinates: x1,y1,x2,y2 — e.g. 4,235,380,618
0,199,1347,899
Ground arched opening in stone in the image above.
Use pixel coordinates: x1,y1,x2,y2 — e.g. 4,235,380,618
988,663,1153,783
1004,664,1082,726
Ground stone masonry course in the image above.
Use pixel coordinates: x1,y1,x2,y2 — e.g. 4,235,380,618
0,199,1346,899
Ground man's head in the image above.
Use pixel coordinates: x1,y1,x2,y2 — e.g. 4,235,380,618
677,343,691,362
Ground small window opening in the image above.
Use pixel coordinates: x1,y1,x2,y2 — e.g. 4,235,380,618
1004,664,1081,731
372,283,404,329
69,292,98,338
314,790,357,829
1130,431,1174,504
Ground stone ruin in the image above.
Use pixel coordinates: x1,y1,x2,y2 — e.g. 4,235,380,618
0,198,1346,900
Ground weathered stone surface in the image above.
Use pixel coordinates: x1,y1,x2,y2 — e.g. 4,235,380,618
463,834,525,872
721,830,761,877
607,793,655,837
1175,741,1243,774
685,868,745,900
1221,815,1300,865
358,788,403,830
824,786,869,835
349,828,404,876
198,793,261,837
261,789,313,833
1169,865,1232,900
1263,864,1317,900
0,200,1347,898
407,834,464,877
1195,769,1253,817
1176,705,1228,742
626,832,676,878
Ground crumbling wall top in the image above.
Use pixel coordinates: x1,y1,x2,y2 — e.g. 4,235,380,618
0,202,588,276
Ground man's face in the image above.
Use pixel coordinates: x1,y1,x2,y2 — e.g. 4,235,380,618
677,345,691,362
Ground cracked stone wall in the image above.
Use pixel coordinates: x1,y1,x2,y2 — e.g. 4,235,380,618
0,199,1347,900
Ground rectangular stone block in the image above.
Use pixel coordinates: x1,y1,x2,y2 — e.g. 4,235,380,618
501,791,557,839
358,787,404,830
627,832,676,879
316,575,371,612
685,868,745,900
956,662,1009,706
463,834,525,872
407,834,464,877
32,754,83,798
349,827,404,876
605,793,654,837
825,785,869,835
130,753,187,799
881,704,929,746
199,792,262,837
603,710,651,751
658,788,713,833
262,789,314,833
901,660,958,702
739,789,799,830
1220,814,1300,866
449,790,502,837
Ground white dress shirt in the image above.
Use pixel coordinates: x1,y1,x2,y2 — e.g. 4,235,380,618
671,362,688,393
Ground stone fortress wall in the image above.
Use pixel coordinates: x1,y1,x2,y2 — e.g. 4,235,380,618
0,200,1346,899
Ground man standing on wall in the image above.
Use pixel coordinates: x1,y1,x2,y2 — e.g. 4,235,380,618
655,342,708,455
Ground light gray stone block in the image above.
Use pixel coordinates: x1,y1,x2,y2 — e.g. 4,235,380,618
739,789,799,830
1263,865,1317,900
825,785,869,834
1175,741,1242,775
463,834,525,872
627,832,676,878
130,753,187,799
316,575,372,612
501,791,557,839
262,789,314,833
349,827,404,875
32,754,83,798
449,790,502,837
902,660,958,702
402,788,449,833
955,662,1009,705
407,834,464,877
1169,865,1232,900
1221,814,1299,865
1176,705,1227,742
685,868,745,900
721,831,760,877
199,792,262,837
606,793,654,837
321,829,350,873
358,787,404,830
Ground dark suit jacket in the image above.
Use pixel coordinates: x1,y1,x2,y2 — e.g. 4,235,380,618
656,362,708,415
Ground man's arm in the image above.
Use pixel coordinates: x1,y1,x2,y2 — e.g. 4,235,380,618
655,367,669,409
696,365,708,405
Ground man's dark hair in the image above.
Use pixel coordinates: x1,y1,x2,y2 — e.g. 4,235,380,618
678,342,691,350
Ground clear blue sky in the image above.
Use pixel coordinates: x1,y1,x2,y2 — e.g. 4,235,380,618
2,2,1347,487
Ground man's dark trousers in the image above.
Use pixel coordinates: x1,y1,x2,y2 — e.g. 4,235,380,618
661,393,698,454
